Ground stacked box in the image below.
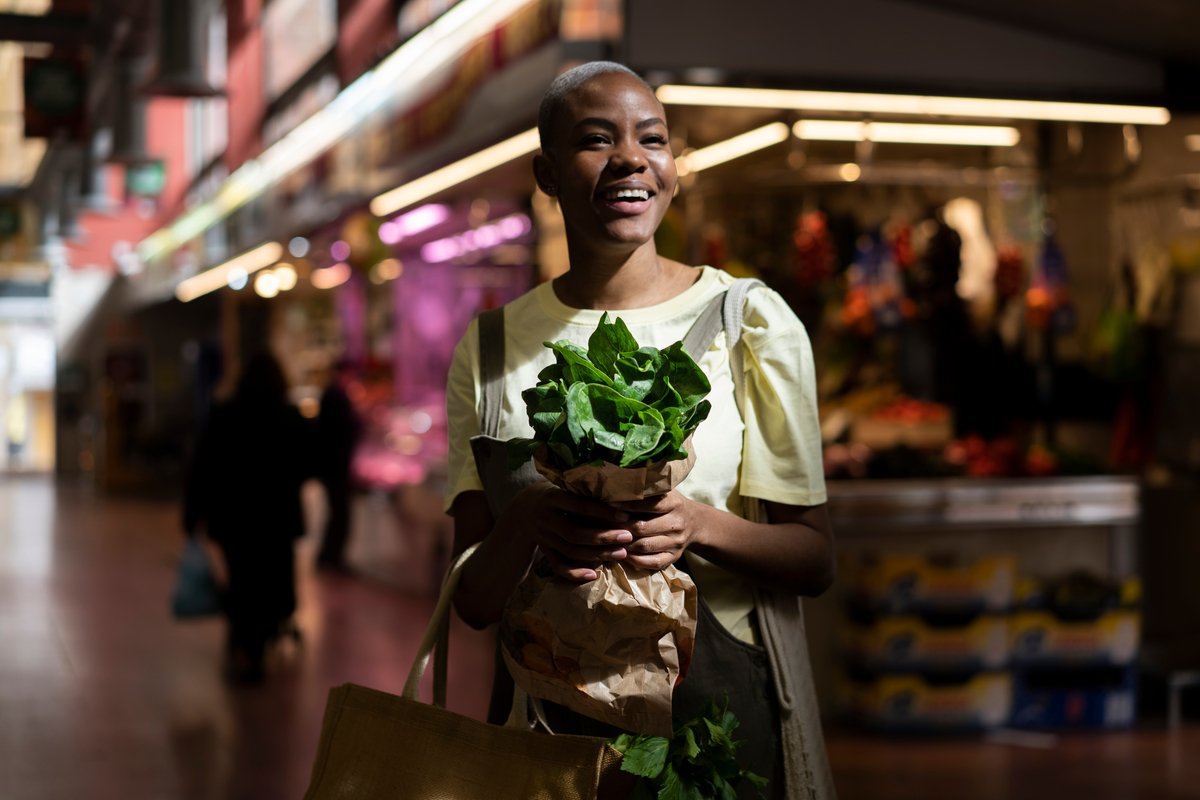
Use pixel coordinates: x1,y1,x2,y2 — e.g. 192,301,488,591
839,555,1016,731
1008,576,1140,729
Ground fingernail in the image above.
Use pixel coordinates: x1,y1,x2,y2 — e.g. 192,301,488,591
616,532,633,543
610,548,627,559
584,571,597,580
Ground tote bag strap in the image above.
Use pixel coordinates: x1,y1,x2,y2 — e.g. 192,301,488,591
478,307,506,438
400,541,539,731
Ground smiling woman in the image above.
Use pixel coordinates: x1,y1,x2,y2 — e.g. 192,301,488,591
443,61,836,800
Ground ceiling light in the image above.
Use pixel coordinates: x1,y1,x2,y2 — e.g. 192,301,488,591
794,120,1020,146
274,264,298,290
379,204,451,244
657,85,1170,125
420,214,532,263
839,163,862,182
370,258,403,283
676,122,790,176
311,262,351,289
371,128,540,217
254,271,280,298
175,242,283,302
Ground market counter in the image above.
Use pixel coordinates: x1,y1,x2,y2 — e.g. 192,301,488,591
825,476,1140,578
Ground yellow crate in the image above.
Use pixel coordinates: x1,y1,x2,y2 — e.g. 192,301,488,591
1011,609,1141,666
842,671,1013,730
843,614,1009,672
845,554,1016,617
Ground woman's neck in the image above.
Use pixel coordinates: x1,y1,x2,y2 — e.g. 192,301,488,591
553,239,694,311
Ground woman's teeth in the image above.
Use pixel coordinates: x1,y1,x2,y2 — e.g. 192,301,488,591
604,189,650,201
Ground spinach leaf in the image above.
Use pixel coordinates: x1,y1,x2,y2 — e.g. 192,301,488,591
506,316,712,471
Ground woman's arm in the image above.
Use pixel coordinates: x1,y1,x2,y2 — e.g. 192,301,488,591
611,493,835,597
450,483,637,629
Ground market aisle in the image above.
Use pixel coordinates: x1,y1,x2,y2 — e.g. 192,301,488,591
0,476,493,800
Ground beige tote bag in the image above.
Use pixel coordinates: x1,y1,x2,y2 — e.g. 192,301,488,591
302,544,635,800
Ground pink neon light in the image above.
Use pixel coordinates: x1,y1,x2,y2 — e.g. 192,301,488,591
419,214,532,263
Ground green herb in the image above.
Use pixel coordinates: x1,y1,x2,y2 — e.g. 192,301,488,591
505,313,712,470
608,698,769,800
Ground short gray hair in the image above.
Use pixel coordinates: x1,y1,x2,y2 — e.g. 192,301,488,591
537,61,654,153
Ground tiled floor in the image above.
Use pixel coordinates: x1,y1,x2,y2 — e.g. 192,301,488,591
1,475,1197,799
0,476,493,800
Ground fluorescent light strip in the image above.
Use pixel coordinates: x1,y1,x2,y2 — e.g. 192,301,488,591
370,128,541,216
677,122,790,176
138,0,536,264
794,120,1020,146
657,85,1170,126
175,242,283,303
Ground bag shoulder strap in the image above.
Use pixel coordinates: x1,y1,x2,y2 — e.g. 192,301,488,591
724,278,766,416
477,307,506,438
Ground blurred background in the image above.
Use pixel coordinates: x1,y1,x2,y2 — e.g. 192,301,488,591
1,0,1199,797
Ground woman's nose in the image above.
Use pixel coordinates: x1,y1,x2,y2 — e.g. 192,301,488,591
609,140,648,174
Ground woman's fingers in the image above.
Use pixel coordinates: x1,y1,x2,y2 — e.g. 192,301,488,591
547,539,627,562
553,491,630,523
610,493,678,515
555,521,633,547
543,549,599,582
623,551,677,571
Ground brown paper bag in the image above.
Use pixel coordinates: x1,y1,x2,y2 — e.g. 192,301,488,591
500,442,700,737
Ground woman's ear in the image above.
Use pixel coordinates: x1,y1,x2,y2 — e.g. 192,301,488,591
532,153,558,197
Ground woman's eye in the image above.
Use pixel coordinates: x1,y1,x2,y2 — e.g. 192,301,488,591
643,135,667,145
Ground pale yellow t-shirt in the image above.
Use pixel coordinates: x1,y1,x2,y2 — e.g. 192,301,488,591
443,266,827,642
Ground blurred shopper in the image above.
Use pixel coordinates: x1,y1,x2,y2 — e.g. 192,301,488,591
184,353,314,682
315,361,362,571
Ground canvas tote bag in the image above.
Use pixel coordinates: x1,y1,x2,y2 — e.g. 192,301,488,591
302,544,635,800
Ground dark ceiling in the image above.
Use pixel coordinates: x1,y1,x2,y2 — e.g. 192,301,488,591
905,0,1200,64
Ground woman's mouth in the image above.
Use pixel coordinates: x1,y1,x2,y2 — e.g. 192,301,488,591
597,187,654,214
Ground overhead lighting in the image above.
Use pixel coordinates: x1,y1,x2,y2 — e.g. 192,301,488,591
379,204,451,244
657,85,1170,126
371,128,541,217
175,242,283,302
794,120,1020,146
677,122,790,176
138,0,536,264
274,264,298,290
420,213,532,263
839,163,862,182
311,262,351,289
254,271,281,298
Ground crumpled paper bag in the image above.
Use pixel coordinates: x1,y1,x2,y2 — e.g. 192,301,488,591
500,441,699,737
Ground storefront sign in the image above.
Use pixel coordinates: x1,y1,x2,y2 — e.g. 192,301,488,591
385,0,559,159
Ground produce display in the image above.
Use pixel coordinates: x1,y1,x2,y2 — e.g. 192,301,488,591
610,700,768,800
505,313,711,470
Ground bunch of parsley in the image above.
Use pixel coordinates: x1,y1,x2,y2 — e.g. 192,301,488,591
609,698,769,800
505,313,712,470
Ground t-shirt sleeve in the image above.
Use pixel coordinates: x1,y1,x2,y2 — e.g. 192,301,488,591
738,287,827,507
444,320,485,513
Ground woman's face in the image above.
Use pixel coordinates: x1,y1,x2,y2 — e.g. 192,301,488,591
538,73,676,256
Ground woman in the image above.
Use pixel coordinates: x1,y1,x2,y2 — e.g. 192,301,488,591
185,353,313,681
445,62,835,799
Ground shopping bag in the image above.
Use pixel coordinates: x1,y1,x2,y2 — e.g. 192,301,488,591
302,544,636,800
171,537,223,619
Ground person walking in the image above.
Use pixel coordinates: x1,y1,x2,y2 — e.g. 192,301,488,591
444,63,837,800
315,361,361,572
184,353,314,682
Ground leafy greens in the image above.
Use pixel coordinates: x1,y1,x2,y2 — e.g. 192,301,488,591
609,698,769,800
505,314,712,471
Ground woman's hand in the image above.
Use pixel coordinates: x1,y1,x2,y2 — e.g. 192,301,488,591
609,490,706,571
504,481,635,582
